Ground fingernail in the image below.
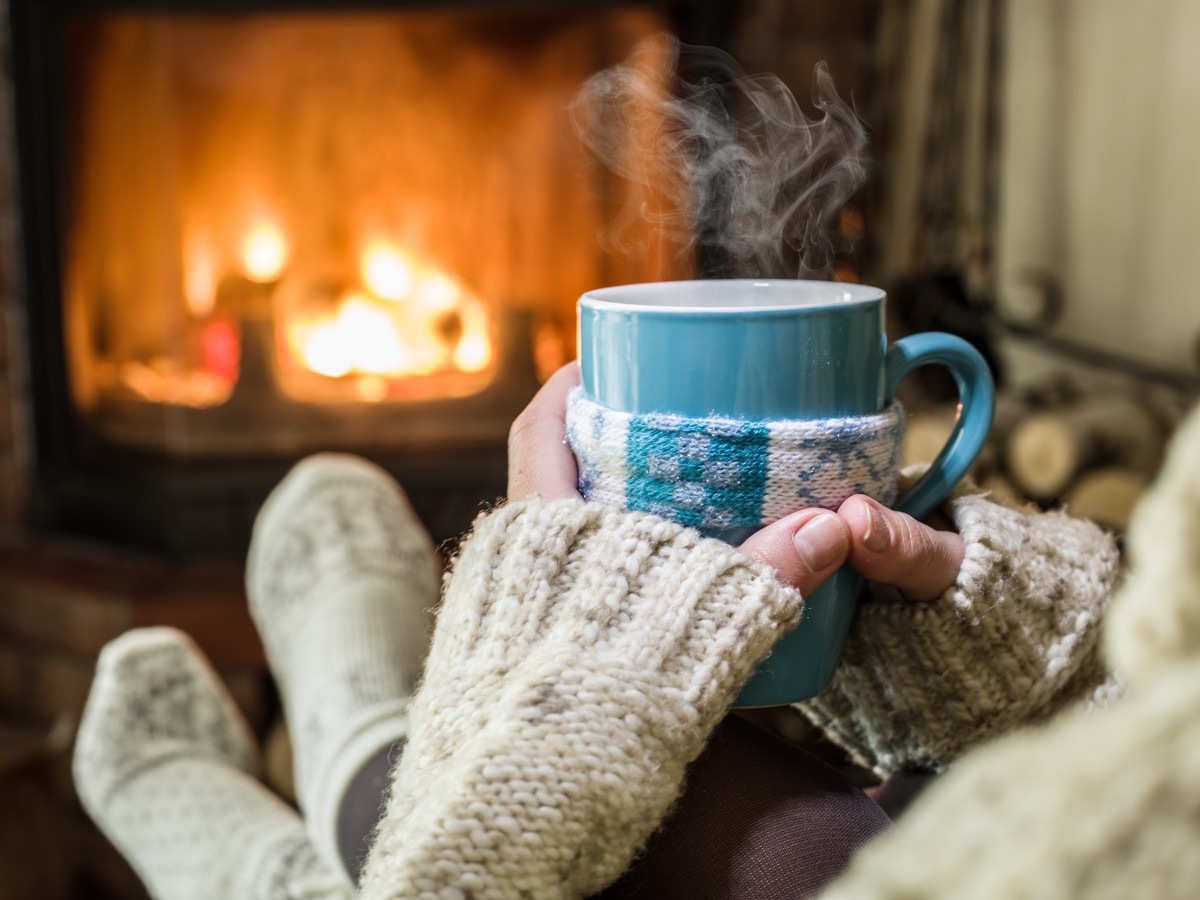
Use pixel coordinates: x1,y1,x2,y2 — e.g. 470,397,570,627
862,503,890,553
794,513,847,571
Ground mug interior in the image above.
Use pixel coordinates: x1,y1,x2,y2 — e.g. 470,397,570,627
581,279,884,312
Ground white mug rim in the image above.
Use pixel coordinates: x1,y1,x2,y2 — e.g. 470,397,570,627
580,278,885,314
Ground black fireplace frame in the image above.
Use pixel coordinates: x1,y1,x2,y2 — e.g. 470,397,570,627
6,0,732,558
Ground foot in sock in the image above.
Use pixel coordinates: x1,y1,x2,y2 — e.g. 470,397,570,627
246,453,440,874
73,627,352,899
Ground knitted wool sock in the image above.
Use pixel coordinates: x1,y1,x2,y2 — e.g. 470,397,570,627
358,498,806,899
72,628,351,900
246,453,440,876
566,386,905,534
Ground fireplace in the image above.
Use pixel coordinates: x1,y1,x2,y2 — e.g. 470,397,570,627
0,8,889,896
7,1,724,556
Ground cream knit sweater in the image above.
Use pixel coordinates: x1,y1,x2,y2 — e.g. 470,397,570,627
359,404,1200,898
820,401,1200,899
797,486,1122,777
359,502,806,897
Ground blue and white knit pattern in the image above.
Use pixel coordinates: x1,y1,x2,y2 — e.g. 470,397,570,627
566,386,906,534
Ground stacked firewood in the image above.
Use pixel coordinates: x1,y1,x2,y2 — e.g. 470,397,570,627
902,376,1195,533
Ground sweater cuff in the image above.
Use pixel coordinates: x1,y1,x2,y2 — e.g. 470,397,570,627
358,497,806,898
434,497,807,721
796,490,1122,776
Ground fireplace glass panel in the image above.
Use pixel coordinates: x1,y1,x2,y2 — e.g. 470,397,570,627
63,8,685,457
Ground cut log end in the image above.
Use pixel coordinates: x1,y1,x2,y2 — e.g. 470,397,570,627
1006,412,1080,500
1065,467,1149,532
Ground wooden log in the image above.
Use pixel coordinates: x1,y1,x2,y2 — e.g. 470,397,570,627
1005,395,1167,500
902,407,958,469
903,392,1028,482
976,392,1029,478
1005,411,1079,499
979,470,1025,507
988,392,1028,446
1065,466,1150,532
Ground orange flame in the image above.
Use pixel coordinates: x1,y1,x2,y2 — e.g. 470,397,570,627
242,222,289,283
283,242,493,384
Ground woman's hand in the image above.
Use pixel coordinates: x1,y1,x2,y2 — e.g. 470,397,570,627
506,363,962,602
507,363,584,503
838,495,964,601
738,511,851,600
508,364,850,599
744,497,964,603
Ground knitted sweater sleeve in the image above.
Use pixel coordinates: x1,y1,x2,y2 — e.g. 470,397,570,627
817,402,1200,900
357,497,804,899
795,489,1123,777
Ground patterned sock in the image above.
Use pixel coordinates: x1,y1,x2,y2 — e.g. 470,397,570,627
246,453,440,877
566,386,906,534
72,628,352,899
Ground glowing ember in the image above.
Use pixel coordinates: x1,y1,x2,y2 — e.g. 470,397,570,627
118,360,232,408
242,223,289,283
201,316,241,383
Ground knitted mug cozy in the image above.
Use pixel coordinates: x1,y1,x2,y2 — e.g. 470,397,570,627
566,386,907,533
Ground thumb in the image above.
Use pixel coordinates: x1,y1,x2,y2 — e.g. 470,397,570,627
739,509,851,598
838,495,964,601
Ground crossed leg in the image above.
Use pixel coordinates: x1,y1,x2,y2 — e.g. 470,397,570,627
74,455,890,899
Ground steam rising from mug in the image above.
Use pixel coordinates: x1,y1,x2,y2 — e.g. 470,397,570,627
570,35,870,279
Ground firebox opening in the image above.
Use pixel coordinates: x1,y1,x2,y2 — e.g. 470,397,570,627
63,7,688,459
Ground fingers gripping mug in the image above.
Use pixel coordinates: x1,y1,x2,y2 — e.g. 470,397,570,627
567,279,995,707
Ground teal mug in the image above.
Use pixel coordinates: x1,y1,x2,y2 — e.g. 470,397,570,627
573,279,995,707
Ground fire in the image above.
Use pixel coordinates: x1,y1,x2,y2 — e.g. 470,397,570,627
415,273,460,313
293,293,431,378
183,231,219,317
283,242,493,387
452,304,494,372
454,332,492,372
242,222,289,283
362,243,415,301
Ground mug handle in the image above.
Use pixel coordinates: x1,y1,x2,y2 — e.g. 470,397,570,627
885,332,996,522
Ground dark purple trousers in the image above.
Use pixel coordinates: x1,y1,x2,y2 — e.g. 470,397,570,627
337,715,900,898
